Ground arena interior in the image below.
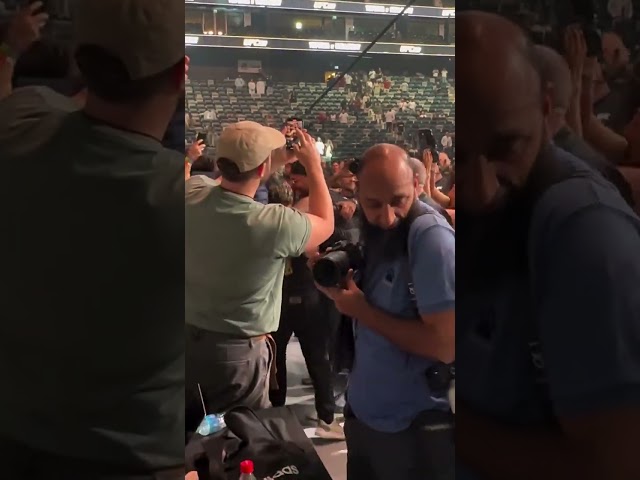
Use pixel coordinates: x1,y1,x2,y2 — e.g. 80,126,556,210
185,1,455,477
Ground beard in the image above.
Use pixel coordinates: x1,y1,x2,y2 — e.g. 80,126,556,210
359,200,422,261
456,133,552,291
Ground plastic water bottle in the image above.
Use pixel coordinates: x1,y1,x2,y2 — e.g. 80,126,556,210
196,413,226,436
239,459,257,480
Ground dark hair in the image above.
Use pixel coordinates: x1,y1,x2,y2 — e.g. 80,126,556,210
290,161,307,176
191,155,215,174
216,158,264,183
268,180,294,206
14,40,71,79
75,45,183,104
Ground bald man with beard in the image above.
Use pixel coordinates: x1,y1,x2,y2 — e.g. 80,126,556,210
455,11,640,480
533,45,634,207
314,144,455,479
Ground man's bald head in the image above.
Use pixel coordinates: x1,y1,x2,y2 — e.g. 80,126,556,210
457,11,541,111
360,144,413,179
455,11,550,214
532,45,572,112
357,144,417,229
408,157,427,185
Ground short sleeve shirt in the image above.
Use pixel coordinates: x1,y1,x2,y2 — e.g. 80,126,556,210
456,149,640,479
185,180,311,336
0,87,185,468
348,205,455,432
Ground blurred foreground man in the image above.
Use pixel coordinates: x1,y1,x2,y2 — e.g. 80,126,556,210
315,144,455,480
0,1,185,478
455,12,640,480
185,124,334,432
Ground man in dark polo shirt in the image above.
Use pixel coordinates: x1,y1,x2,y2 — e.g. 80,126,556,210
532,44,633,207
455,12,640,480
185,123,335,432
0,1,185,478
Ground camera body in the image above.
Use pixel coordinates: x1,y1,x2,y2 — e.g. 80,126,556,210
312,241,364,288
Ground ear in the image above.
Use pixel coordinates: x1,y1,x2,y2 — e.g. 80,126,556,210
172,59,186,92
257,162,267,179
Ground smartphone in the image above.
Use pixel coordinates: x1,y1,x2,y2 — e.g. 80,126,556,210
196,132,207,143
284,117,303,150
418,128,436,152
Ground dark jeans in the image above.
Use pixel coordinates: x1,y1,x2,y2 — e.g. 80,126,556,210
323,294,342,373
269,289,335,424
0,438,183,480
185,326,273,434
344,406,454,480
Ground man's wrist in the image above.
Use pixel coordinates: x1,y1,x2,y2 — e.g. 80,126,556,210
352,295,372,321
306,162,324,176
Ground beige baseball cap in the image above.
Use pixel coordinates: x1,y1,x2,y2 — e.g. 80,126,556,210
72,0,185,80
217,121,286,173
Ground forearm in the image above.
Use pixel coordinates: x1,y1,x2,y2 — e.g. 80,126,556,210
431,188,451,208
583,116,628,164
457,410,603,480
307,166,334,222
355,301,453,361
0,55,13,101
566,92,582,138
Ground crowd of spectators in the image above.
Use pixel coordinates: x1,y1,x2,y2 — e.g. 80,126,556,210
187,65,454,163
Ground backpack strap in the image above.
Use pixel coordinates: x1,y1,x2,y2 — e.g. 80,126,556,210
406,202,455,389
525,151,592,419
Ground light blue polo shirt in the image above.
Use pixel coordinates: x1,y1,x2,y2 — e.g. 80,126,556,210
348,203,455,433
456,148,640,479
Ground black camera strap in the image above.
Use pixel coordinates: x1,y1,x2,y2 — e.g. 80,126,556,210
404,202,456,389
524,149,593,421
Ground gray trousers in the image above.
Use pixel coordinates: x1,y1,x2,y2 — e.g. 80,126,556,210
185,326,273,433
344,407,454,480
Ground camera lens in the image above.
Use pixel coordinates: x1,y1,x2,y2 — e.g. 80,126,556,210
312,251,351,287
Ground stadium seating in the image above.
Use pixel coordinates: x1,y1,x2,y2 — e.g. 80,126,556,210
185,74,455,158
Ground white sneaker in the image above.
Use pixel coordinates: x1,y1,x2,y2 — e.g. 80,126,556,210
315,419,345,440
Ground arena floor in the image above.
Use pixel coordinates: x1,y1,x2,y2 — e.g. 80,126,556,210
285,338,347,480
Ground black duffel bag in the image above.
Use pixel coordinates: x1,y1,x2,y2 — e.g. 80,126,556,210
185,406,332,480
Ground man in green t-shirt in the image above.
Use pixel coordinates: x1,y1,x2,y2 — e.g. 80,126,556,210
0,1,185,478
185,122,335,432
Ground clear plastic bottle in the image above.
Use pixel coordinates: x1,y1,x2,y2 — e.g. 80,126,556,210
239,459,257,480
195,413,226,436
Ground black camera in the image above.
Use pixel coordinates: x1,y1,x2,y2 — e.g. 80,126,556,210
426,363,455,395
312,241,364,288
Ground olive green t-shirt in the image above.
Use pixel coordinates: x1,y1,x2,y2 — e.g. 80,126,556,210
185,177,311,336
0,87,184,469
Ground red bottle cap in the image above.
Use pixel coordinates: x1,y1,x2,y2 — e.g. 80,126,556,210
240,460,254,474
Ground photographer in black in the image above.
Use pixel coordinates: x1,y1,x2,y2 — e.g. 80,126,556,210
270,160,359,440
311,144,455,480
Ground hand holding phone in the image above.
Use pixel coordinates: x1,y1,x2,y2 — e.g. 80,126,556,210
6,1,49,55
